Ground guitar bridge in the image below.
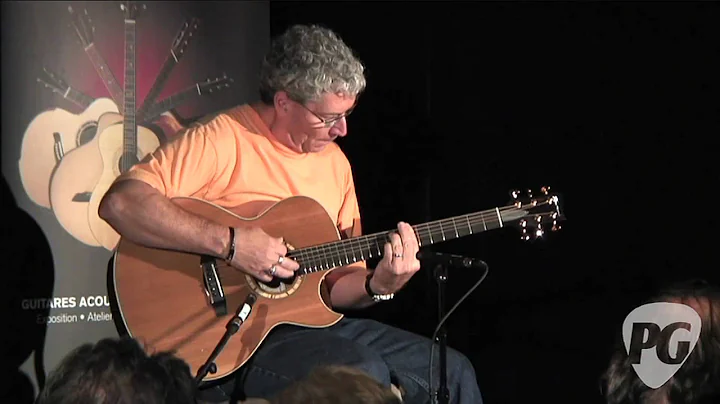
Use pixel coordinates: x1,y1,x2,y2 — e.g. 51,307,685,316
200,256,227,317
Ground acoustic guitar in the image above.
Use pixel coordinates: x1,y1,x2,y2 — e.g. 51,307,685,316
85,2,161,251
18,67,119,210
110,188,564,382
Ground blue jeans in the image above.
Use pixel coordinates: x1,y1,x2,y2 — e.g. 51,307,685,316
197,317,482,404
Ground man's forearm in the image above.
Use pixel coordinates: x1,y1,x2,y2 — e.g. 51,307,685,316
99,180,230,258
327,267,378,310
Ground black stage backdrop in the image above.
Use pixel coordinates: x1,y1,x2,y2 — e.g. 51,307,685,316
4,1,720,403
268,2,719,404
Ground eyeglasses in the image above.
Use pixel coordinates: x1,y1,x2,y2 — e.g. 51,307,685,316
292,99,356,128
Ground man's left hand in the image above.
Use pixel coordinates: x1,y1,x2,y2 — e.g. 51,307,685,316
370,221,422,294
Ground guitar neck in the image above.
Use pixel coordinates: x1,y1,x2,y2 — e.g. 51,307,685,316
122,17,137,172
289,205,528,274
85,44,124,113
66,87,95,109
136,55,177,120
140,82,202,123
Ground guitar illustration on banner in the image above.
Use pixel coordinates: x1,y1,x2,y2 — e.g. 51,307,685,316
24,2,233,248
85,1,162,251
18,67,119,209
142,75,234,139
110,188,564,381
68,5,125,114
136,17,201,122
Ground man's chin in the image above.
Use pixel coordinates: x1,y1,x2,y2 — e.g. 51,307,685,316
306,141,331,153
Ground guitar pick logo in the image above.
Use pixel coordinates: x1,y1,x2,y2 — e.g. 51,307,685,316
622,302,702,388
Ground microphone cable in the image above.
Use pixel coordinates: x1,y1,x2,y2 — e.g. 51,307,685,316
428,261,490,404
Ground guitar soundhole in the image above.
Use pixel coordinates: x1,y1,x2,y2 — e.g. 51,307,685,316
77,123,98,146
249,272,302,299
118,152,140,173
262,273,297,289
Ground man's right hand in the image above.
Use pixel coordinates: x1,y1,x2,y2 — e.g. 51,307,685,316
229,226,299,282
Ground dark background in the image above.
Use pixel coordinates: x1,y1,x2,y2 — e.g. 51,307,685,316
4,1,719,403
268,2,719,403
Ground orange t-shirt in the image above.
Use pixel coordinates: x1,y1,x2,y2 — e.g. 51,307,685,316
117,104,363,241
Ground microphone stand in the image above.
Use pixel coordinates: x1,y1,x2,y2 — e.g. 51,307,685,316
433,262,450,404
420,251,486,404
195,292,257,387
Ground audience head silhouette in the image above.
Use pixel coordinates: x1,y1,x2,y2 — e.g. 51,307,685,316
269,365,402,404
602,279,720,404
36,337,196,404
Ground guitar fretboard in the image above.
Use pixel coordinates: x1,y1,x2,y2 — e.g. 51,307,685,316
286,205,531,274
122,17,137,173
66,88,95,109
136,54,176,121
86,45,124,114
141,83,202,123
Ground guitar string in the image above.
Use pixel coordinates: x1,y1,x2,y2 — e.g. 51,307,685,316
290,202,558,273
216,201,556,274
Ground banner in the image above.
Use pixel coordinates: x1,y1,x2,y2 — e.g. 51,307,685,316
2,1,269,401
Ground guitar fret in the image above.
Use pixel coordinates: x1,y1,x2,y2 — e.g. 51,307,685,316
86,45,123,112
281,197,555,278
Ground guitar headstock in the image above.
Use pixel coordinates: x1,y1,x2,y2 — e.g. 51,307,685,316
171,18,200,57
68,5,95,47
120,1,145,20
37,67,71,97
198,74,234,93
507,186,564,241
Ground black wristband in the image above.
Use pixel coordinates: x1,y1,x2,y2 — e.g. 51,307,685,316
364,272,376,296
364,272,395,302
225,227,236,262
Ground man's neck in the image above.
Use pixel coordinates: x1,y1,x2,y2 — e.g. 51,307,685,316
251,102,303,153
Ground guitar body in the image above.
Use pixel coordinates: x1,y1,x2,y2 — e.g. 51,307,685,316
87,121,161,250
49,112,124,246
19,98,119,208
112,196,344,381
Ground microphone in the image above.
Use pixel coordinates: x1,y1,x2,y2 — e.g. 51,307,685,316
227,292,257,334
416,251,487,269
196,292,257,385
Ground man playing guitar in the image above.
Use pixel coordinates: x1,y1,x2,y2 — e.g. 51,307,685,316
99,24,482,404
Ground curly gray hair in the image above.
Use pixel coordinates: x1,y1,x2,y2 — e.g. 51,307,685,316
259,24,366,104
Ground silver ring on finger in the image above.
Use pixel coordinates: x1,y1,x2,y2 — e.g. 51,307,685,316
277,256,284,265
268,265,277,276
393,253,403,258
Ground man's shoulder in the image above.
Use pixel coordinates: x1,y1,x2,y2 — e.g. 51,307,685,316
179,105,256,146
188,105,246,132
321,142,354,172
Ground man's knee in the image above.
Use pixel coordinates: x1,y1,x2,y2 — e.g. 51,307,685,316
347,351,392,386
447,348,477,381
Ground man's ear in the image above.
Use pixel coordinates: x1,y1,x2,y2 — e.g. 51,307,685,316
274,91,291,113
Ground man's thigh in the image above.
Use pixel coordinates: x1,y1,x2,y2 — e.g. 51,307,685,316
238,319,393,398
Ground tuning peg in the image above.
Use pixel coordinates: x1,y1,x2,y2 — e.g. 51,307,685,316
541,186,550,195
510,189,521,200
